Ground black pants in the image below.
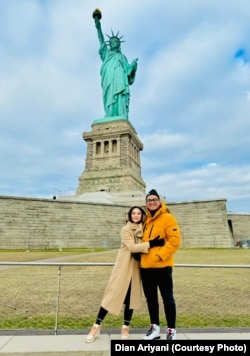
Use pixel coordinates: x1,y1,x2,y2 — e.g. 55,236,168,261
140,267,176,328
96,283,133,326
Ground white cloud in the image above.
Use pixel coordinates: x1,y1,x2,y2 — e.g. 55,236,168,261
0,0,250,212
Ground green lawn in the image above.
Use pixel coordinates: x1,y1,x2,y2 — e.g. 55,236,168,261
0,248,249,330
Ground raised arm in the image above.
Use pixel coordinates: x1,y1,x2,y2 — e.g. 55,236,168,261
93,9,105,45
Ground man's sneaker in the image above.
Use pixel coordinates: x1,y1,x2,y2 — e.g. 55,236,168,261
143,324,161,340
166,328,176,340
85,324,101,343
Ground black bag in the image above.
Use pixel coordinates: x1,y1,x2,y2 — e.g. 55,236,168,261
131,252,141,261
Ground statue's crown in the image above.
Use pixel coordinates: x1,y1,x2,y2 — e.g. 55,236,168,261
106,30,125,46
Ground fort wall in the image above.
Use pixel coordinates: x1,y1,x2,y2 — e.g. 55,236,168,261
1,196,249,249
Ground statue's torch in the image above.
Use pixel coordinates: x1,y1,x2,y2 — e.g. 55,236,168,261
92,8,102,20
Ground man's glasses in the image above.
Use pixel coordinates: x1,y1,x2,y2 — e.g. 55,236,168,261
146,198,159,203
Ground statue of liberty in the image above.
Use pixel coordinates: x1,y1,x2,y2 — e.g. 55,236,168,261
92,9,138,119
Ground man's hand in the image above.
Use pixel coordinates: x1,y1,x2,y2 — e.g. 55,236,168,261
149,236,165,248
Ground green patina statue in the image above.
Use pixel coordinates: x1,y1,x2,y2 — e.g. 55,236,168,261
92,9,138,120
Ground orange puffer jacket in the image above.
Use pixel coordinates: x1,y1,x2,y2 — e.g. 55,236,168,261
140,202,181,268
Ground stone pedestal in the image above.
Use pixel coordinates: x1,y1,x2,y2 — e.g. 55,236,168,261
77,119,146,196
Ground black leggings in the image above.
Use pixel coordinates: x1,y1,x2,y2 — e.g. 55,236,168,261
95,283,133,326
140,267,176,328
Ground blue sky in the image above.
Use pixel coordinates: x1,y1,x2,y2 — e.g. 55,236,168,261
0,0,250,213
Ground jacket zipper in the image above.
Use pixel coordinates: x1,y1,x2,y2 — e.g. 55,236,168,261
143,224,154,239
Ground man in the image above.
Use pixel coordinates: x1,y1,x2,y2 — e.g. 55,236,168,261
140,189,181,340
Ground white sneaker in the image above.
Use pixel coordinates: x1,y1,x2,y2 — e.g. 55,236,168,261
143,324,161,340
166,328,176,340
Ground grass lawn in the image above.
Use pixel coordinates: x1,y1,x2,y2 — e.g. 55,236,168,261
0,248,249,330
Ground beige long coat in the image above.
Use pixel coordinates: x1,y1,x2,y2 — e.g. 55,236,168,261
101,221,150,315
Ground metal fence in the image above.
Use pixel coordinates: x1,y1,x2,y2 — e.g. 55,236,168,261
0,262,249,334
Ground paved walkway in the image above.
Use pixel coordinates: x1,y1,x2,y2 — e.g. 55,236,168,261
0,329,249,355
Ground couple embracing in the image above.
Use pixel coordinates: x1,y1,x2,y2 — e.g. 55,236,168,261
85,189,181,342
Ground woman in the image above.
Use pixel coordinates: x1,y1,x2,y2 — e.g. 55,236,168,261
85,206,164,342
93,10,138,119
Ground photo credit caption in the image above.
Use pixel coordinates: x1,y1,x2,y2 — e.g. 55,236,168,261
111,340,248,355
